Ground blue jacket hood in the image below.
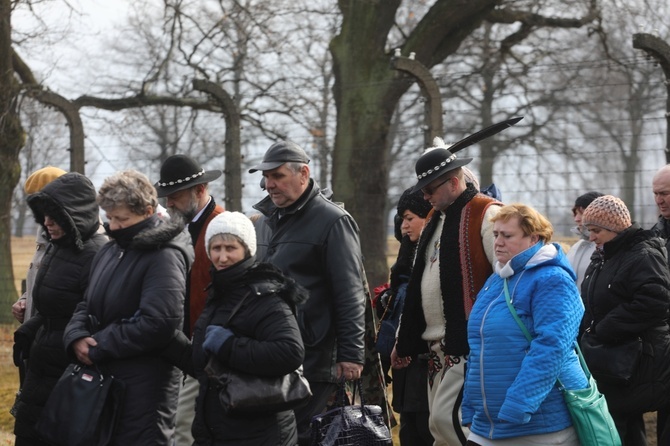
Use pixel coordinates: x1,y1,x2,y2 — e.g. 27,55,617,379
496,242,576,281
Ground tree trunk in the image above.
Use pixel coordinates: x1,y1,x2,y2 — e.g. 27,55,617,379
0,0,24,322
330,0,497,287
330,0,406,289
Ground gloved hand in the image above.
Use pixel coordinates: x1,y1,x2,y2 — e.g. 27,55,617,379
13,333,31,367
203,325,234,355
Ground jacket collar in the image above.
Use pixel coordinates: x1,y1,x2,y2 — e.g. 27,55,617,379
253,179,320,217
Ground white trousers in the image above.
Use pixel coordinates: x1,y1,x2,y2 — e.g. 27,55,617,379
174,374,199,446
426,341,469,446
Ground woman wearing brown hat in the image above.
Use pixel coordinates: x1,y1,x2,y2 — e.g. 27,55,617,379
580,195,670,445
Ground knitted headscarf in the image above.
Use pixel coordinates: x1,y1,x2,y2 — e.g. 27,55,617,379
582,195,631,233
204,211,257,258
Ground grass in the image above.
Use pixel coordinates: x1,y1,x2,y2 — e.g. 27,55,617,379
0,323,19,444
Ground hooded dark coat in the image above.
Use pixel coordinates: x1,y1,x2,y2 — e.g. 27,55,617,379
580,225,670,414
63,214,194,446
191,258,307,446
13,172,107,441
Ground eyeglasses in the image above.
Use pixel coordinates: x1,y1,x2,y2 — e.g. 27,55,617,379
421,176,452,195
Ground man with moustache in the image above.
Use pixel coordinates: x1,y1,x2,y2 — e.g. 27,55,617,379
154,155,224,445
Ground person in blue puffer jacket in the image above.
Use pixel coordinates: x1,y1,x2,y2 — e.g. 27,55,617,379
462,203,587,445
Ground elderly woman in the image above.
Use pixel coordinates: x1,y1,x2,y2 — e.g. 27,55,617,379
63,170,194,445
580,195,670,446
462,204,587,445
12,172,107,446
191,211,307,446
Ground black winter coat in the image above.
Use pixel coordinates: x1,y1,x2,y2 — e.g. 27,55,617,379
13,173,107,442
253,180,366,383
64,215,194,446
192,257,307,446
580,225,670,413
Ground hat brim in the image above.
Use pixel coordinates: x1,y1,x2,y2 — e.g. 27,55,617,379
411,158,473,193
248,161,286,174
155,170,222,198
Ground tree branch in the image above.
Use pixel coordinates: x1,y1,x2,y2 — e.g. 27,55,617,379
72,93,220,112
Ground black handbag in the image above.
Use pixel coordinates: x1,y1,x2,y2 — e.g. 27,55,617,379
35,363,125,446
310,379,392,446
205,290,312,414
206,358,312,414
580,331,643,386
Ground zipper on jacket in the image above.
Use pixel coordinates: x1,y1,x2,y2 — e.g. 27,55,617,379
479,289,502,438
585,257,604,330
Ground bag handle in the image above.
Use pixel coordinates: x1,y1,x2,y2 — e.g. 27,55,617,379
503,279,592,386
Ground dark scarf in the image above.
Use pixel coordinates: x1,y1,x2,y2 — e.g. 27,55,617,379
397,183,479,357
210,256,257,297
105,214,159,249
390,235,416,296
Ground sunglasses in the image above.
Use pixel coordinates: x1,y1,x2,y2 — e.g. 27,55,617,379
421,176,453,195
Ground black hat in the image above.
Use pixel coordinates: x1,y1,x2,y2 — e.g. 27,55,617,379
248,140,310,173
154,154,222,198
412,117,523,193
574,191,604,211
397,187,432,219
412,138,473,193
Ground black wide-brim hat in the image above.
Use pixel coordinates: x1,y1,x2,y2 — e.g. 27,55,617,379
412,149,473,193
154,154,222,198
411,116,523,193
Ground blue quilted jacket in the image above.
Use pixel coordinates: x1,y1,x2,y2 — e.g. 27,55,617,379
462,242,588,439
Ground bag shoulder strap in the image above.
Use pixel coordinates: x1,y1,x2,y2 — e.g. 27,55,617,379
503,279,592,385
503,279,531,341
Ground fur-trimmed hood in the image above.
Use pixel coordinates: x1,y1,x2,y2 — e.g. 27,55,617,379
27,172,100,251
245,262,309,309
106,214,194,270
211,258,309,311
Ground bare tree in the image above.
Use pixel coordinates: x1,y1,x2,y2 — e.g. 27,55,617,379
12,97,69,237
329,0,600,286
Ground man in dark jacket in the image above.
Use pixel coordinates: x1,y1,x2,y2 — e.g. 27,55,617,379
651,164,670,446
249,140,366,445
154,155,224,446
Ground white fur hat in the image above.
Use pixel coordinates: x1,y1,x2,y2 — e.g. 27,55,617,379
205,211,257,258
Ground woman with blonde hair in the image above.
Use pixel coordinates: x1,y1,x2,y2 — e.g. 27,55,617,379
462,203,587,445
